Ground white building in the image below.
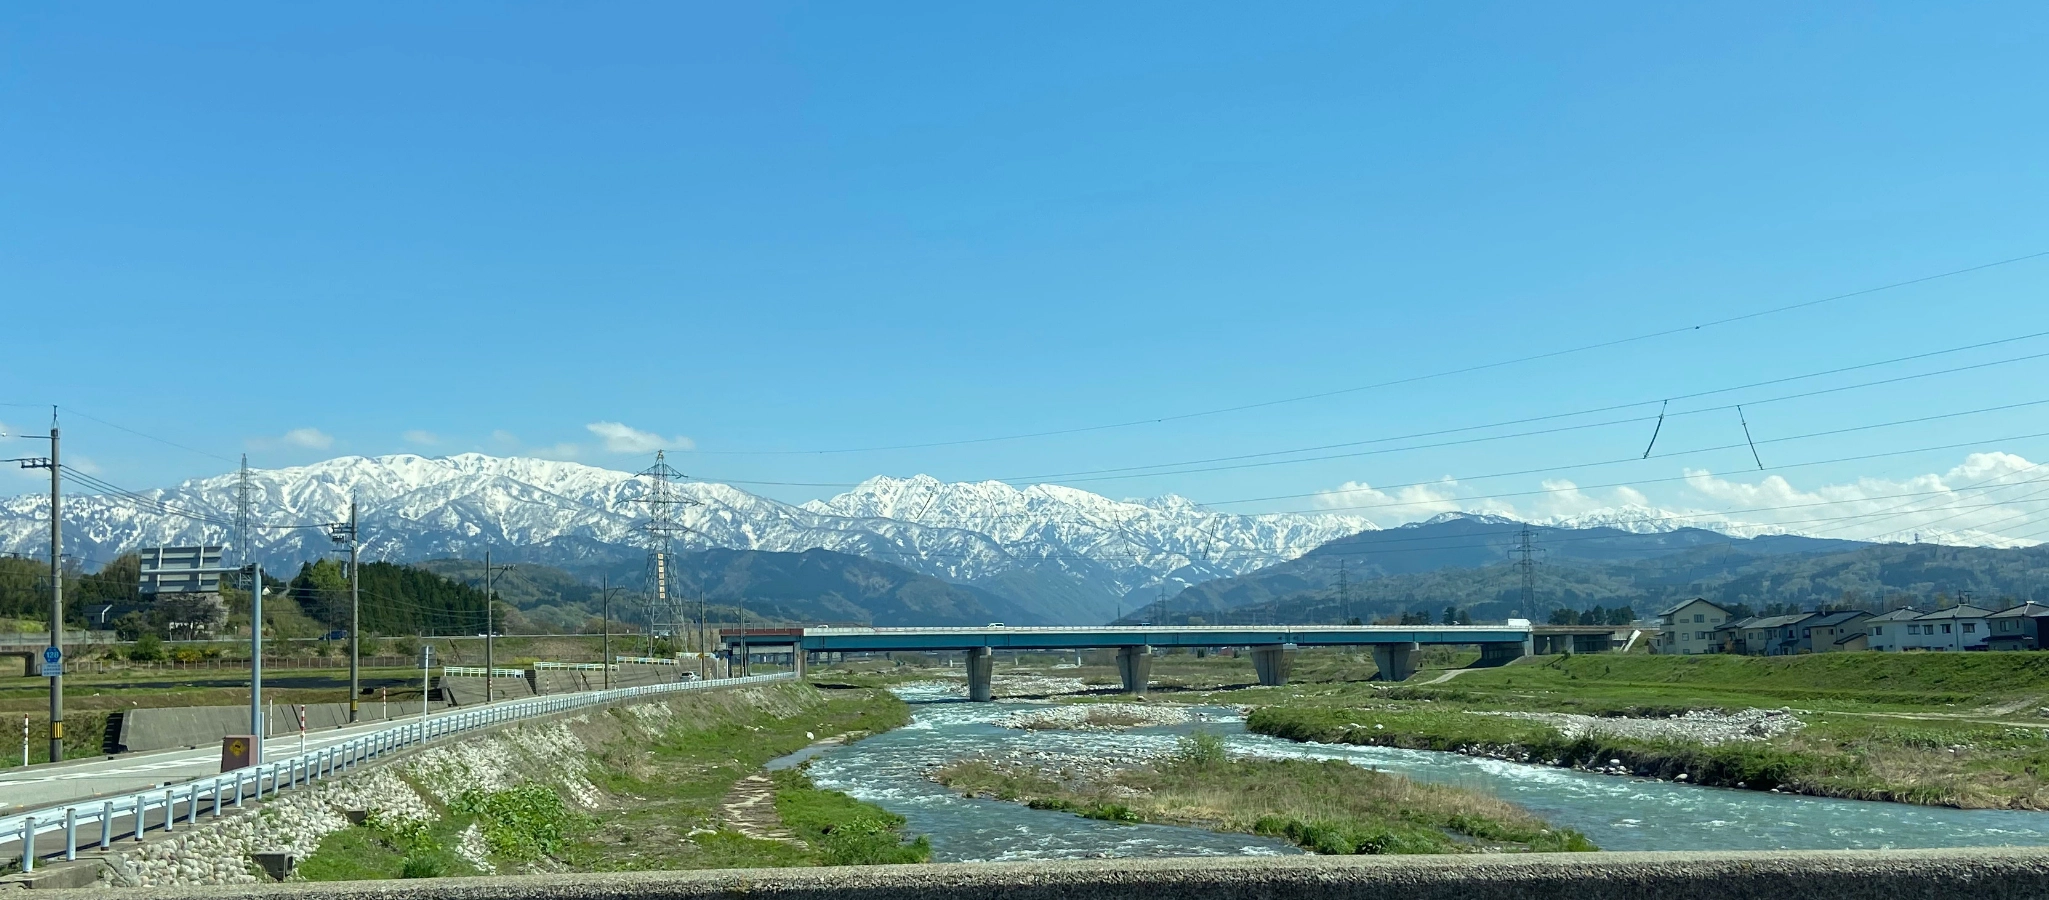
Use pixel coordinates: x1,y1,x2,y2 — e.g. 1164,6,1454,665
1899,605,1998,651
1658,598,1732,655
1863,608,1923,652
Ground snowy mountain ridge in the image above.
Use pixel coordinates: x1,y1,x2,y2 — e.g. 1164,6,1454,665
0,454,1376,622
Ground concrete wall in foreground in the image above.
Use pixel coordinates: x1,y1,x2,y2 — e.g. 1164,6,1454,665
112,703,413,753
85,848,2049,900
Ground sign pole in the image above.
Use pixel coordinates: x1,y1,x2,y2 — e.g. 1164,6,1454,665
250,563,263,765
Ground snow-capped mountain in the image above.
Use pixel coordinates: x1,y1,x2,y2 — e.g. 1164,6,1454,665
0,454,1376,624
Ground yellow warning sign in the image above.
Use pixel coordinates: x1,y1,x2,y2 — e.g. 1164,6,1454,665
228,739,245,756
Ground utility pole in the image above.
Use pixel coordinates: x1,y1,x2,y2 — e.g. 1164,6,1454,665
484,551,493,699
480,552,512,701
8,410,63,761
328,499,360,721
600,574,612,690
238,455,264,762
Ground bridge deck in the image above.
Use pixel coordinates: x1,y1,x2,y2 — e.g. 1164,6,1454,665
722,624,1531,652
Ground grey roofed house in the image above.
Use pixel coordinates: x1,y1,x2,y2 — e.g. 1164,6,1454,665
1729,613,1814,656
1864,607,1924,652
1902,604,2000,651
1987,602,2049,651
1796,610,1870,653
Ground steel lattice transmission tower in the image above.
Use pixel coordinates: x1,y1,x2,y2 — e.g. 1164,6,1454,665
630,451,699,654
1510,524,1545,617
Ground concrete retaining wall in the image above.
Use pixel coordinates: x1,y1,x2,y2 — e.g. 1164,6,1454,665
88,848,2049,900
113,704,411,753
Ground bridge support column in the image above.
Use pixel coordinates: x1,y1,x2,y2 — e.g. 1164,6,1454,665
1477,639,1527,667
1370,642,1420,682
1116,646,1152,697
794,650,807,679
966,647,994,702
1251,644,1293,686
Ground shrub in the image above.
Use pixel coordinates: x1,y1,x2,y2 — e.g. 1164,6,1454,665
128,634,165,662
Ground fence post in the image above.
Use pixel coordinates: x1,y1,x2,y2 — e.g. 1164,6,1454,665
131,794,146,841
213,778,223,817
162,789,174,832
21,816,34,873
63,807,75,861
99,800,112,849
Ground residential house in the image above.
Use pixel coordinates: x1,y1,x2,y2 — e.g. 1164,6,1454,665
1797,610,1871,654
1728,613,1813,656
1863,608,1923,652
1987,602,2049,651
1832,631,1869,652
1657,599,1732,655
1900,605,1999,651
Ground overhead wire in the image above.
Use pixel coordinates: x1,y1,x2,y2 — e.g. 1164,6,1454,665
679,249,2049,456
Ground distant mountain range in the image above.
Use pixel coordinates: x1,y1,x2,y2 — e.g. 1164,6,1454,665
10,453,2041,629
0,454,1372,625
1130,514,2049,625
418,547,1043,631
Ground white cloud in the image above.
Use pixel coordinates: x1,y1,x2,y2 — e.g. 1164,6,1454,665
282,428,333,449
585,421,694,454
528,443,583,461
1304,451,2049,546
489,430,520,448
402,430,440,446
249,427,335,451
1312,478,1472,526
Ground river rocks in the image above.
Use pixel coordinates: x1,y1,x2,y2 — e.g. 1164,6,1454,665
996,704,1193,732
1477,707,1804,745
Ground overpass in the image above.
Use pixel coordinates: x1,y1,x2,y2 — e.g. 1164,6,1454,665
722,624,1533,699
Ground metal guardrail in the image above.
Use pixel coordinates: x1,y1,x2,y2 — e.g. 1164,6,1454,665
0,671,796,872
796,624,1536,635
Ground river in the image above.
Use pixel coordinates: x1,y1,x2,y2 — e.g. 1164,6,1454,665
797,683,2049,861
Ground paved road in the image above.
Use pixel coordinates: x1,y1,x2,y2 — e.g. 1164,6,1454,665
0,697,525,815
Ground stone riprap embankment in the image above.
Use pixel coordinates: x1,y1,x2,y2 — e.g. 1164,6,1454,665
1475,707,1804,745
94,687,787,888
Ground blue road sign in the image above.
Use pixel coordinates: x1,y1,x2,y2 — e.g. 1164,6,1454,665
40,646,61,677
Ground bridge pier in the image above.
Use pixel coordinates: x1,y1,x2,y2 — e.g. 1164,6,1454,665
1251,644,1293,686
1116,646,1152,696
1477,639,1528,667
1370,642,1419,682
966,647,994,702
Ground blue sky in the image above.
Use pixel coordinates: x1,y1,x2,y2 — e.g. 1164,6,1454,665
5,3,2049,542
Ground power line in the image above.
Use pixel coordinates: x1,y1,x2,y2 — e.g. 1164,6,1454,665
679,250,2049,456
692,338,2049,488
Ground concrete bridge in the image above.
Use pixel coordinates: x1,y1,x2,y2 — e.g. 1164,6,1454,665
722,624,1532,699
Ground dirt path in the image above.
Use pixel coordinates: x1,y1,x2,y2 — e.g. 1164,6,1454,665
719,774,803,845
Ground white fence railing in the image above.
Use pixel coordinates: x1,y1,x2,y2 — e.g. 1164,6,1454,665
0,671,795,872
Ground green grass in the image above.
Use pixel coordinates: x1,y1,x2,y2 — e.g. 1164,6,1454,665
563,683,919,871
1405,653,2049,713
1156,651,2049,809
299,812,481,881
771,768,931,865
935,732,1594,854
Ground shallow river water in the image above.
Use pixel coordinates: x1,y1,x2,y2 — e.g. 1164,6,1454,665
799,686,2049,861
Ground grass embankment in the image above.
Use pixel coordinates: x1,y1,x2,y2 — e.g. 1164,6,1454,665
935,733,1595,855
560,683,925,871
301,682,926,878
1244,653,2049,809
